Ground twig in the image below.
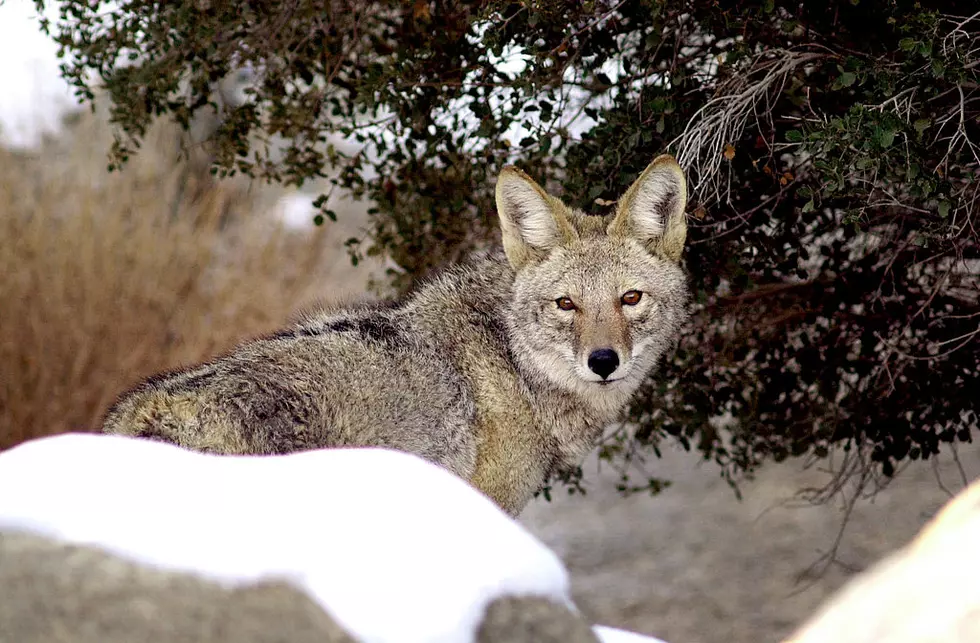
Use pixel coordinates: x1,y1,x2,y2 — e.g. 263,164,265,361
669,50,826,207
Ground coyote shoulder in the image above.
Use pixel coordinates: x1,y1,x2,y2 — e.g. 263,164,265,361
103,155,691,515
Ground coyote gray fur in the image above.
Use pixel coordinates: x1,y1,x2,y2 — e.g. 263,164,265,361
103,154,691,516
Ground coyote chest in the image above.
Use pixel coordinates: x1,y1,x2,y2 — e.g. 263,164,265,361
450,318,613,515
468,384,610,516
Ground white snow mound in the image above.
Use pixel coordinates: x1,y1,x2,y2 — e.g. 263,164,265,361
0,433,572,643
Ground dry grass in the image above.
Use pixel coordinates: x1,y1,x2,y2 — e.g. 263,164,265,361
0,107,375,450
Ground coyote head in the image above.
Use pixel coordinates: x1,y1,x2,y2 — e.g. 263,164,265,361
495,155,690,404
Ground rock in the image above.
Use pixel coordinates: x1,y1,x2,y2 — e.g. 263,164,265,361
0,529,357,643
477,595,600,643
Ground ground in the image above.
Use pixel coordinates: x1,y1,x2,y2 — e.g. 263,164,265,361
521,440,980,643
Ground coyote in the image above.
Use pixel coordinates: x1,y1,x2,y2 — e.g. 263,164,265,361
103,155,690,515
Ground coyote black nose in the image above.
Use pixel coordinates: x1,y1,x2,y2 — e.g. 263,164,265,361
587,349,619,379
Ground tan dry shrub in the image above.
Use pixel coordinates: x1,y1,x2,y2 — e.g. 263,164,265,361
0,110,373,450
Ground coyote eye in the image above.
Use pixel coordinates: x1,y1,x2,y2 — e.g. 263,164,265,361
556,297,577,311
621,290,643,306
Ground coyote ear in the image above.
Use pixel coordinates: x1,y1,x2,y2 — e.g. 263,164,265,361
607,155,688,262
495,166,577,270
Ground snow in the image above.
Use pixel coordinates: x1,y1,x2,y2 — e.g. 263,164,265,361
0,2,77,148
276,192,323,230
594,625,670,643
0,433,573,643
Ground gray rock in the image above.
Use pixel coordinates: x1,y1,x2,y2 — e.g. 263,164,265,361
0,530,357,643
477,595,600,643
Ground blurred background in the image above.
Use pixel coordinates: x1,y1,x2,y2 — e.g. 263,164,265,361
2,3,978,642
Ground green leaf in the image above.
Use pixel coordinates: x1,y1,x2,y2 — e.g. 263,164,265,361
938,201,950,218
880,128,896,148
802,199,815,213
898,37,917,52
313,214,325,226
785,129,804,143
839,72,856,87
